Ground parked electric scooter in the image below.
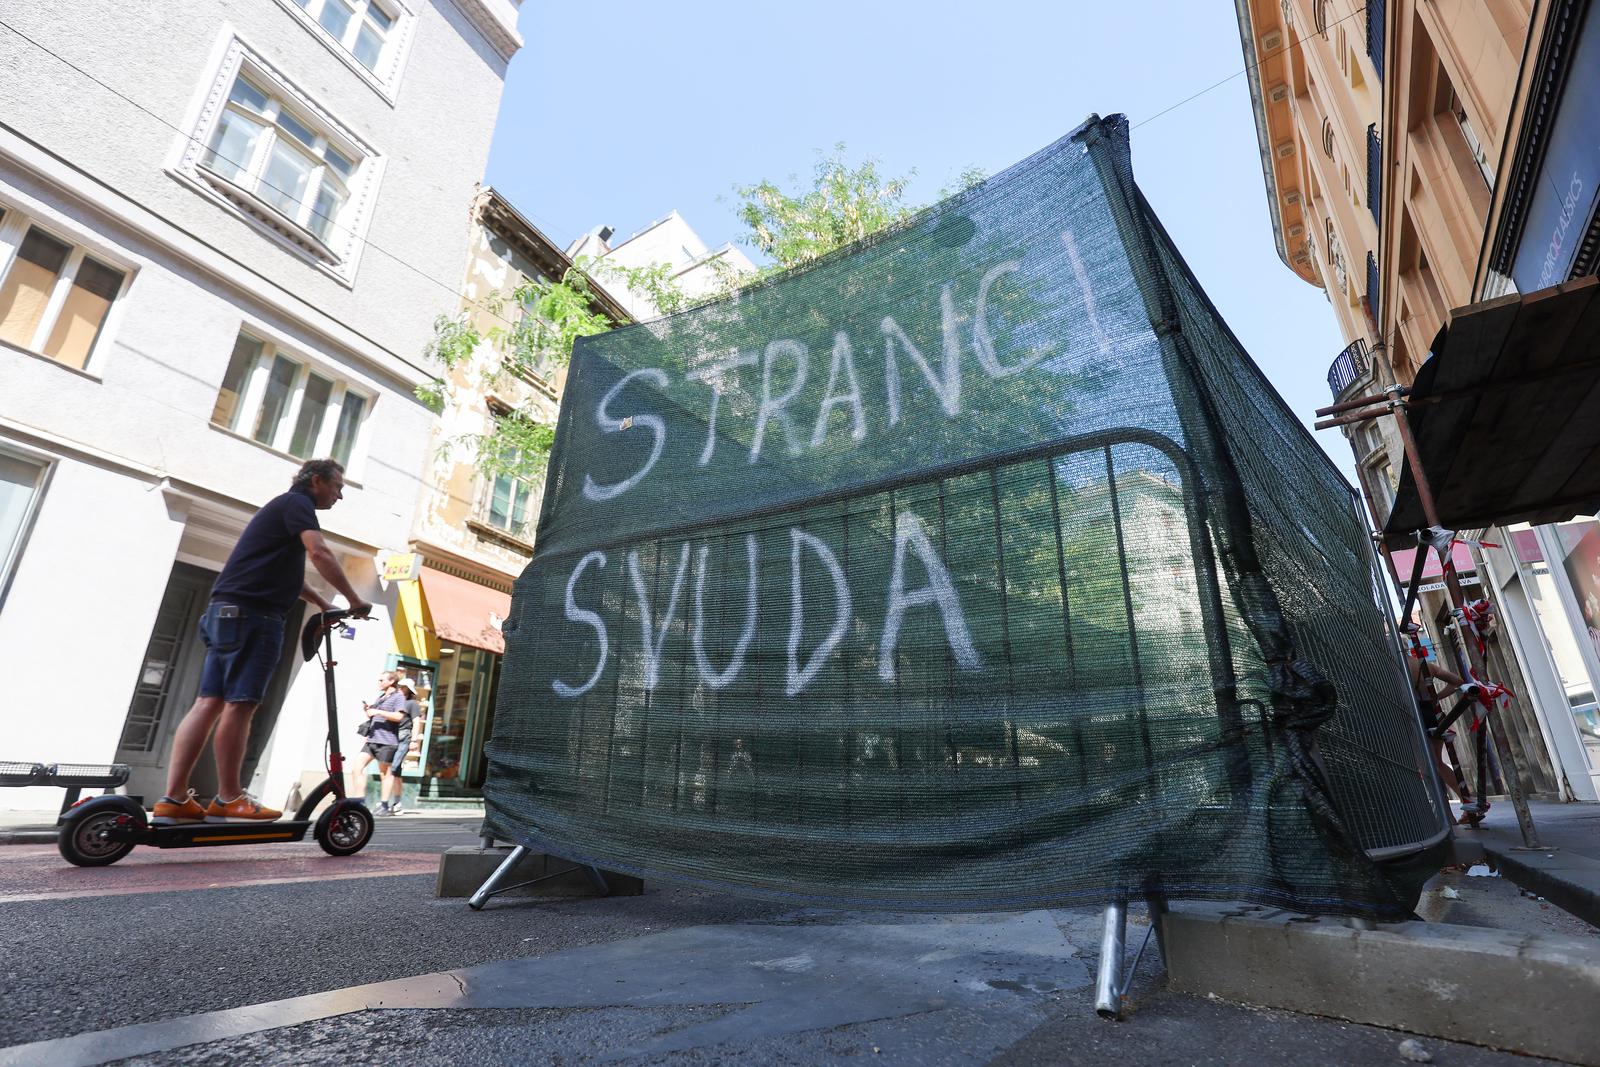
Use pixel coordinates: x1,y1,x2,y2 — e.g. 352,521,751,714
58,609,375,867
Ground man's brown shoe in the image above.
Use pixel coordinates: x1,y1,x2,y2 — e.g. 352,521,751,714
152,791,207,824
205,792,282,822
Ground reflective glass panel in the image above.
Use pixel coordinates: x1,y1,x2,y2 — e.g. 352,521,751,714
211,334,263,428
289,372,333,458
204,107,265,183
352,23,383,69
318,0,353,39
259,139,314,218
253,353,298,446
308,182,346,243
0,450,46,595
331,391,365,465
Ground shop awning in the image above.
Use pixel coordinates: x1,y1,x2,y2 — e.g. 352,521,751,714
1388,529,1544,579
1383,275,1600,545
418,566,511,655
1389,542,1476,581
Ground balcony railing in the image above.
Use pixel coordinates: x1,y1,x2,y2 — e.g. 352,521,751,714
1367,124,1382,230
1327,338,1371,398
1367,0,1385,81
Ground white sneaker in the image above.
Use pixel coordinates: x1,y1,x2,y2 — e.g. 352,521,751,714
389,801,404,816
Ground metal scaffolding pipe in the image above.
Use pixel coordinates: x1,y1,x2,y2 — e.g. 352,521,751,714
1388,398,1542,849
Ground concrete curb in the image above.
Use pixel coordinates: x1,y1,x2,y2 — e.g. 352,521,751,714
1160,902,1600,1065
0,830,56,845
1483,844,1600,931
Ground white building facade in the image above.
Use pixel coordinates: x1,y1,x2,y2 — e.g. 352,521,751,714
567,210,756,319
0,0,522,815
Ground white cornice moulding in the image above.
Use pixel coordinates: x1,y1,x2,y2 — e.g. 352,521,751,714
449,0,522,62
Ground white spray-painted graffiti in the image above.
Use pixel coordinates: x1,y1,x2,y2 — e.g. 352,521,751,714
551,512,982,699
549,253,1102,699
579,258,1059,497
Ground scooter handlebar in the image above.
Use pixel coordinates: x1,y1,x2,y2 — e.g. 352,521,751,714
301,608,365,661
318,608,368,625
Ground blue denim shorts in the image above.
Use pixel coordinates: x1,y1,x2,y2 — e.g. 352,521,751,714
197,602,285,704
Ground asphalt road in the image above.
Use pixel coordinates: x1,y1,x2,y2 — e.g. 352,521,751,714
0,820,1567,1066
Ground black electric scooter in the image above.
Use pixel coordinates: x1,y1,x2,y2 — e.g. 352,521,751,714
58,609,376,867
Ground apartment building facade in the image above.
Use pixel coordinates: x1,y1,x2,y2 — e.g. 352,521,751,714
377,186,628,808
1235,0,1600,801
0,0,522,813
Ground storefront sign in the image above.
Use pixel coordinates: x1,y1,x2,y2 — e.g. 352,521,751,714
382,552,420,582
1417,575,1480,594
1512,9,1600,290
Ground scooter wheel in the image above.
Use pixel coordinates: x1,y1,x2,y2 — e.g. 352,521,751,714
314,802,374,857
58,807,139,867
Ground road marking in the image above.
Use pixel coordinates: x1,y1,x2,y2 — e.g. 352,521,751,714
0,846,440,903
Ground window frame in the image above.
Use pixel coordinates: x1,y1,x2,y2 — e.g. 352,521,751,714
201,73,358,250
212,329,375,471
175,38,382,281
0,443,53,613
474,403,543,542
0,205,132,374
272,0,416,101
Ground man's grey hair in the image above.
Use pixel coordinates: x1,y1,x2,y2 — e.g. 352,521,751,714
291,458,345,491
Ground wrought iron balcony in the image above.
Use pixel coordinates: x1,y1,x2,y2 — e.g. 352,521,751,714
1327,338,1371,399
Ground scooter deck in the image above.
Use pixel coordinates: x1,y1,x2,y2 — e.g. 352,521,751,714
132,820,313,848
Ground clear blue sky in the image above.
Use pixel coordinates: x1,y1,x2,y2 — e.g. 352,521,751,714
485,1,1354,477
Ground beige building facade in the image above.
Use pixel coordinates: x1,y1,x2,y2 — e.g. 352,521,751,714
1236,0,1600,802
377,187,629,808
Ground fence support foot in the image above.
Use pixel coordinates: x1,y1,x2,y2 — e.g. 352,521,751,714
467,844,529,911
1095,901,1128,1019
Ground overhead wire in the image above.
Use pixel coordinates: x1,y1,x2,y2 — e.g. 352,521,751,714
0,5,1380,333
0,12,540,345
1133,5,1369,129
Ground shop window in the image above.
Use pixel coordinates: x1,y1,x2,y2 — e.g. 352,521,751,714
211,330,371,466
0,447,49,608
0,212,128,370
1550,520,1600,770
418,643,502,799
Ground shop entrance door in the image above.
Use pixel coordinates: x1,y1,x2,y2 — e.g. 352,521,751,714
113,561,306,804
114,561,215,803
418,642,502,803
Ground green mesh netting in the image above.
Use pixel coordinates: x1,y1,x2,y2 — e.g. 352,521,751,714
482,115,1449,917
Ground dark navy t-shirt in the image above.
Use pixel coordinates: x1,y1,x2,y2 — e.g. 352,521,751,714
210,489,321,616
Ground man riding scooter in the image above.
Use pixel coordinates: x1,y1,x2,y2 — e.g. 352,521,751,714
153,458,372,825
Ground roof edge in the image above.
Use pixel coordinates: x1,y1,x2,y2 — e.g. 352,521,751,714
1233,0,1294,272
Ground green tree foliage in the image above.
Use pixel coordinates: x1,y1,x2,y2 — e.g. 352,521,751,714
417,258,680,486
733,144,917,274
